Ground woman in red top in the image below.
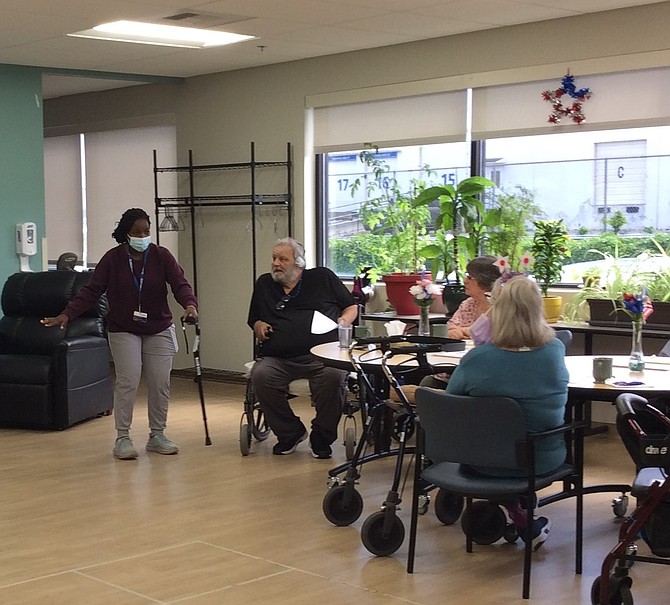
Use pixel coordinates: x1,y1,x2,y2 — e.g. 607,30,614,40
42,208,198,460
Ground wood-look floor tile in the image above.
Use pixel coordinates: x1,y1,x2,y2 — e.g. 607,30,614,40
0,377,664,604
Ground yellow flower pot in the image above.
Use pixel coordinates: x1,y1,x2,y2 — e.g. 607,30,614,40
543,296,562,323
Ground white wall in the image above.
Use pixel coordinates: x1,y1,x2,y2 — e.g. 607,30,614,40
43,2,670,372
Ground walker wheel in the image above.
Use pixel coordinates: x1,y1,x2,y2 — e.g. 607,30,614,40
417,494,430,516
612,494,629,518
503,523,519,543
620,543,637,568
361,511,405,556
322,485,364,526
239,417,251,456
460,501,507,545
344,426,357,461
433,489,464,525
591,575,634,605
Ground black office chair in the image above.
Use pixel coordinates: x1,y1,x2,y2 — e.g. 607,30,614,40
407,388,584,600
56,251,78,271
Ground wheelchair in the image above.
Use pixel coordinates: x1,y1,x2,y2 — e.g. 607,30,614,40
239,360,363,457
239,361,272,456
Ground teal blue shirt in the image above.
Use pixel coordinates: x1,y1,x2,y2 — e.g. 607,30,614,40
445,339,569,475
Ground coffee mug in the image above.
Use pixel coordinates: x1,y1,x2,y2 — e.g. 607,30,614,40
432,324,449,338
354,325,371,339
593,357,613,383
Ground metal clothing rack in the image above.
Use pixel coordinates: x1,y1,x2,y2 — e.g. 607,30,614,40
153,142,293,296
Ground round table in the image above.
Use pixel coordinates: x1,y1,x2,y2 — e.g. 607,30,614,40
564,355,670,401
310,340,469,374
312,344,670,401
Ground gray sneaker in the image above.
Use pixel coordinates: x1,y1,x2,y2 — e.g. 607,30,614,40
146,433,179,455
113,436,139,460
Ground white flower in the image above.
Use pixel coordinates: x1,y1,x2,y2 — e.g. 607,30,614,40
409,279,441,301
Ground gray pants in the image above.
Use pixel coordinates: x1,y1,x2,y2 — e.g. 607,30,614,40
108,325,178,436
251,355,347,445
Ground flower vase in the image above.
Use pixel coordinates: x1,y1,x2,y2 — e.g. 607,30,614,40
416,302,431,336
629,318,645,371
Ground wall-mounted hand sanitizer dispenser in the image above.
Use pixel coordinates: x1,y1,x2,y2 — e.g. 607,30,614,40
16,222,37,272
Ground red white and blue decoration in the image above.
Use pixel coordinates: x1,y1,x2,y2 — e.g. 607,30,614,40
542,71,592,124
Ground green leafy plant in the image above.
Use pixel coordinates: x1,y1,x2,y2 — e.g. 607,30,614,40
581,266,601,288
413,175,495,283
605,209,627,235
645,237,670,302
349,146,432,274
530,219,571,296
484,185,543,269
561,245,655,321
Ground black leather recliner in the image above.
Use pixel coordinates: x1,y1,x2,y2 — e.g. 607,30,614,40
0,271,113,429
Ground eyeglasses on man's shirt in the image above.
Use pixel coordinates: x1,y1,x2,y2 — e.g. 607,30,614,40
275,295,291,311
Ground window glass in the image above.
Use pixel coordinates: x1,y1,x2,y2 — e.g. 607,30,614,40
324,142,470,276
320,125,670,283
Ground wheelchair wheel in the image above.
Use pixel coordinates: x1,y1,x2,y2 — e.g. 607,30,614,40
344,426,356,461
322,485,364,526
251,404,270,441
460,501,507,545
591,575,634,605
239,415,252,456
361,511,405,556
434,489,464,525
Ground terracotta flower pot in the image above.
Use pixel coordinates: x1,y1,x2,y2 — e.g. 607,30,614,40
382,273,430,315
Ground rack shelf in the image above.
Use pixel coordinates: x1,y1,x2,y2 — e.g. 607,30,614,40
153,142,293,295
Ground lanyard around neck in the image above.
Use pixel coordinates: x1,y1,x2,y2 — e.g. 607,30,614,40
128,249,148,309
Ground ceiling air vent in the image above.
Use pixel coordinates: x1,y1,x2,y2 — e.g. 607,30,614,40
161,11,252,29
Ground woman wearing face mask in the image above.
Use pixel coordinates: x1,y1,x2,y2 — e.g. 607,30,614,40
42,208,198,460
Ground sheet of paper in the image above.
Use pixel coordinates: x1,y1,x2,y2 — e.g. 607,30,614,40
311,311,338,334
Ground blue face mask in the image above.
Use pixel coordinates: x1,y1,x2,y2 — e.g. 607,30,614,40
128,236,151,252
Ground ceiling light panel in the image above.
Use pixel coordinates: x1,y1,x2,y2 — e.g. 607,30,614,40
68,20,255,49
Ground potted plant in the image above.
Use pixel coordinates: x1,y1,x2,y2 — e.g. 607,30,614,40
530,219,571,322
581,266,601,288
349,145,433,314
569,249,670,327
413,175,496,313
485,185,543,267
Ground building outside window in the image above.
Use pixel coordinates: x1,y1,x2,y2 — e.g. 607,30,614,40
319,125,670,282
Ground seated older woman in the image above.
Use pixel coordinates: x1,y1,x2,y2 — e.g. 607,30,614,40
445,275,569,551
413,256,500,391
446,255,500,340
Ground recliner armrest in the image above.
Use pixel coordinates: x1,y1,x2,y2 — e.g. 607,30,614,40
58,335,109,351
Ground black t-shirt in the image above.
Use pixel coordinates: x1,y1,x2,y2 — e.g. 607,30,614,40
247,266,355,357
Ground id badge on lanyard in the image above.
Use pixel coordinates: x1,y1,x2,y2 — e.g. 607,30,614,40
129,250,148,323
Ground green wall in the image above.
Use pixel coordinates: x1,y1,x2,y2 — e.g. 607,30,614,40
0,65,44,285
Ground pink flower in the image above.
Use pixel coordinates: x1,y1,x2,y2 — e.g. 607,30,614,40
519,253,534,270
494,257,509,273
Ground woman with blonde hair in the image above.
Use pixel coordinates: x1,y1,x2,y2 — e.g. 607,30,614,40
445,275,569,551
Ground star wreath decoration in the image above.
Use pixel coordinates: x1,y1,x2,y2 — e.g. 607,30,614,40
541,72,592,124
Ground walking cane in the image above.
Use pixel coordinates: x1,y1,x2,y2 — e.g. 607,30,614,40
181,317,212,446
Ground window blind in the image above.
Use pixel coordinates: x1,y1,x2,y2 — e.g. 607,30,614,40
313,90,468,152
